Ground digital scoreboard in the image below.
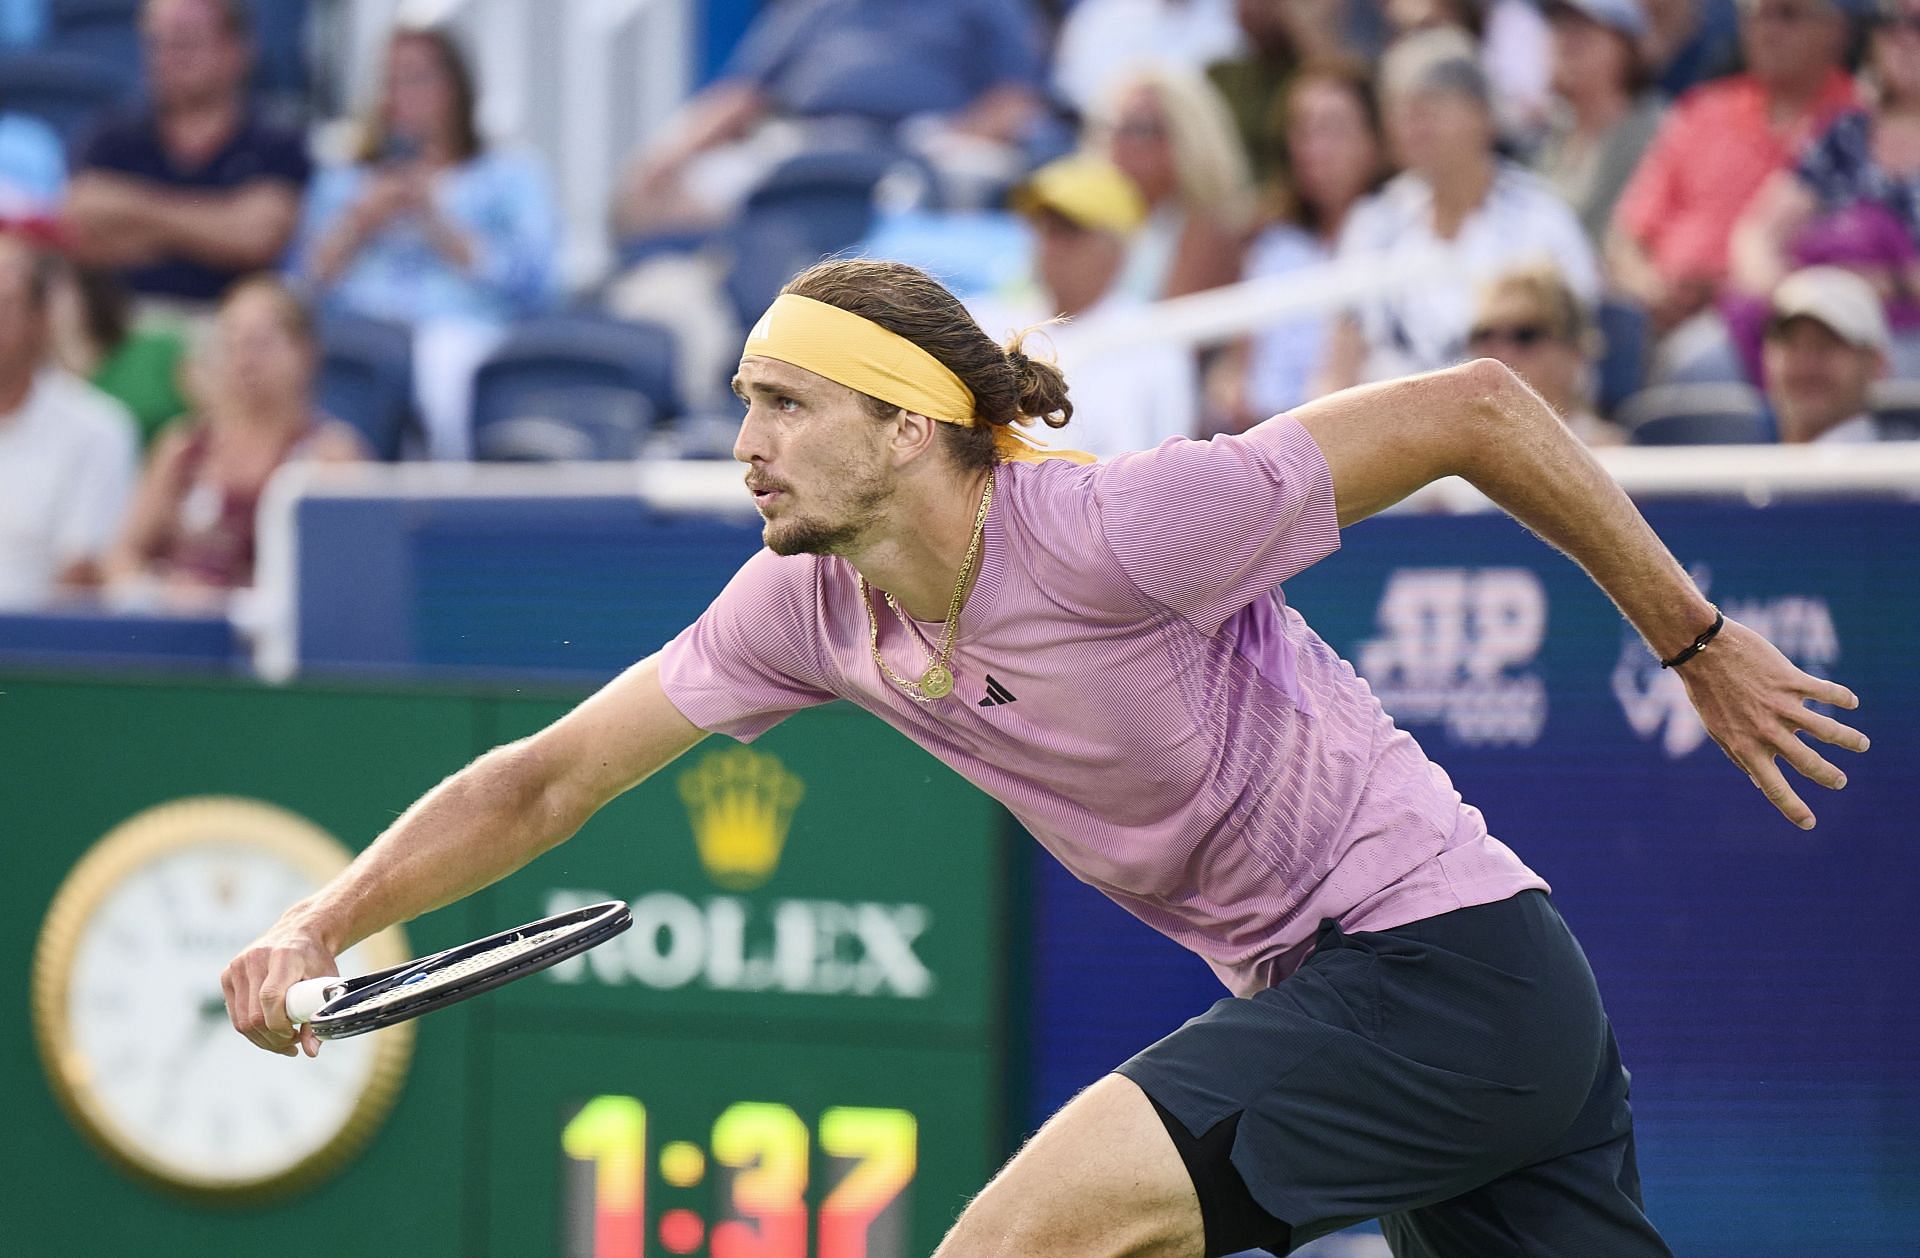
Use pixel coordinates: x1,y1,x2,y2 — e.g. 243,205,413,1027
477,697,1015,1258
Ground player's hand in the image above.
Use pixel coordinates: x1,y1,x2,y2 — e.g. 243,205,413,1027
1675,616,1868,829
222,916,338,1059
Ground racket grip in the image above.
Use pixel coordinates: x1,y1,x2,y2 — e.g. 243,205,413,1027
285,977,343,1025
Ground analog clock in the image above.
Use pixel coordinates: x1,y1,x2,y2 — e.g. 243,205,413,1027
32,796,414,1198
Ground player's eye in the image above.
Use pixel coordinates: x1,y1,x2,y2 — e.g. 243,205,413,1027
776,396,800,413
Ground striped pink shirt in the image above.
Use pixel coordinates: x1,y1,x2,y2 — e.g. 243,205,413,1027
658,417,1547,995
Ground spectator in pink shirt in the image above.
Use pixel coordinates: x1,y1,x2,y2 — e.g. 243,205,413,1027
1608,0,1859,336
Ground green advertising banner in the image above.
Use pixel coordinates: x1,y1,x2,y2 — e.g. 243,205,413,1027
1,676,1012,1258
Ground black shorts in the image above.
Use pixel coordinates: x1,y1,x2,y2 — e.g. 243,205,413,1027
1115,890,1674,1257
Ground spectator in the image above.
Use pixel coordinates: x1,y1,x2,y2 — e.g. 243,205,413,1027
1733,0,1920,342
1608,0,1858,340
1386,0,1556,145
1092,65,1255,299
1533,0,1666,249
972,152,1197,457
0,234,139,609
1053,0,1245,117
1207,0,1365,185
64,0,310,310
104,276,364,609
0,0,44,47
1761,266,1905,440
615,0,1046,236
46,260,190,446
288,26,559,461
1469,263,1627,444
0,111,64,220
1221,66,1386,425
1317,30,1597,391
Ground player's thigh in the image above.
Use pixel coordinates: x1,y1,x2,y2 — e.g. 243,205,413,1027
933,1073,1205,1258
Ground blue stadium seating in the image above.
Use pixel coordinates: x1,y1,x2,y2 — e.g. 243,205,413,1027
1620,382,1774,444
719,147,898,324
470,315,679,461
0,48,131,143
44,0,139,88
1594,297,1650,415
316,311,414,461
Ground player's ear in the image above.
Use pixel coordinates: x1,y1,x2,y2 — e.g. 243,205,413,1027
890,410,941,466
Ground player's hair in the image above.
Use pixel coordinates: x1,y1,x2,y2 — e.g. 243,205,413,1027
781,259,1074,471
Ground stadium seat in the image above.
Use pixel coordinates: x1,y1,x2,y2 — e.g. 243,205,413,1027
718,148,900,325
0,48,132,143
470,315,679,461
1594,297,1650,415
1869,378,1920,439
1619,382,1774,444
315,312,414,461
44,0,140,87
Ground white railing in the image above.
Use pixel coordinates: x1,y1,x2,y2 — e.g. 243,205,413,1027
244,444,1920,681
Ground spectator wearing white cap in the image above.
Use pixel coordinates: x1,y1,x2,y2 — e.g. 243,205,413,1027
1533,0,1666,248
1763,265,1904,441
968,153,1199,457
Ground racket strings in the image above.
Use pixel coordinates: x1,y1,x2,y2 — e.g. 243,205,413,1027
342,926,570,1013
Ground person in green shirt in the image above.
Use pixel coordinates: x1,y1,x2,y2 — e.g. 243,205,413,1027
48,260,190,447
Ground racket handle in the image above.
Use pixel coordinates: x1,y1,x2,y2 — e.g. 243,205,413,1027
286,977,343,1025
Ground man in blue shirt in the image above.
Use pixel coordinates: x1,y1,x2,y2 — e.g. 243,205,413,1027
64,0,309,307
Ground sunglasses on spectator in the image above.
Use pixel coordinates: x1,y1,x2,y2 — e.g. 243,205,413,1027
1874,12,1920,32
1468,322,1557,350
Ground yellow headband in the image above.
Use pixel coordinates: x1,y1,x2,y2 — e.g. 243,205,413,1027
743,293,1093,465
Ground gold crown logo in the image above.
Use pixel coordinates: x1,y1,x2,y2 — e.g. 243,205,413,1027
677,747,805,890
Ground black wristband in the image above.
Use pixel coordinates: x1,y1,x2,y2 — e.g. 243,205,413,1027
1660,609,1725,669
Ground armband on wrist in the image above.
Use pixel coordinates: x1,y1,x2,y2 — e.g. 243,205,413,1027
1660,609,1724,669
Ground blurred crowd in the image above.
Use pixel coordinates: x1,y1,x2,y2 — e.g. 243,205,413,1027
2,0,1917,615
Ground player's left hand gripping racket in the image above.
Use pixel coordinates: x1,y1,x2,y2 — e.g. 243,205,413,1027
284,900,630,1040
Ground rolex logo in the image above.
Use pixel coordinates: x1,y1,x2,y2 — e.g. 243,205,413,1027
677,747,805,890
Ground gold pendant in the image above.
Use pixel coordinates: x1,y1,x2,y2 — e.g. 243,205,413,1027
919,664,954,699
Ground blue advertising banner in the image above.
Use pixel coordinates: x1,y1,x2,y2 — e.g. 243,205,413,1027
1027,498,1920,1256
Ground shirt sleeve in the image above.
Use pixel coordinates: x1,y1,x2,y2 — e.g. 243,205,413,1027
455,152,560,317
54,403,137,564
1090,415,1341,636
656,547,839,742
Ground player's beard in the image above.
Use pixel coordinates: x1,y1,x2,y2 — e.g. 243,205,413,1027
762,464,892,557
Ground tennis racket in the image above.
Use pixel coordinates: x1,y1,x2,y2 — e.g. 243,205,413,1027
284,900,631,1040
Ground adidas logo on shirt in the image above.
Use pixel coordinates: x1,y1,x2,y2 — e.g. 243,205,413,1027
978,675,1018,707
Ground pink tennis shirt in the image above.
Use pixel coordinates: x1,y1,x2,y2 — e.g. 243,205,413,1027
658,416,1547,995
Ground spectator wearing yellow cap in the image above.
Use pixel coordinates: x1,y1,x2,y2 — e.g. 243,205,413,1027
968,153,1199,458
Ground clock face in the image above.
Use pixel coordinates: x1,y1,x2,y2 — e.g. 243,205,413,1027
33,798,413,1197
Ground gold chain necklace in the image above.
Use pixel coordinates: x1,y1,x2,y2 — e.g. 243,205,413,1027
861,466,995,703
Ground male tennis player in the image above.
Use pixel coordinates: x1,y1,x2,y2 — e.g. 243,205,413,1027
225,259,1868,1257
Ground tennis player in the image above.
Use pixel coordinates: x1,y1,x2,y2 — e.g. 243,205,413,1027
224,258,1868,1257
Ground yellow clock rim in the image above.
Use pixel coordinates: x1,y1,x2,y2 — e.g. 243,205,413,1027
31,795,416,1201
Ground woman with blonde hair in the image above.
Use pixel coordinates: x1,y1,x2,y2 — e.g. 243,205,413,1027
104,276,366,610
1467,263,1625,445
1091,64,1256,299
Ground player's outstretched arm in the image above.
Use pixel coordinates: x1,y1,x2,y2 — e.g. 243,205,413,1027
222,654,706,1056
1293,358,1869,830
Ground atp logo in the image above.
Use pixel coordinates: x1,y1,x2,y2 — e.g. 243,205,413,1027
1354,568,1548,747
1612,572,1840,759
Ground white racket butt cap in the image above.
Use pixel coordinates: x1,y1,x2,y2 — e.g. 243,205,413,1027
285,977,344,1026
